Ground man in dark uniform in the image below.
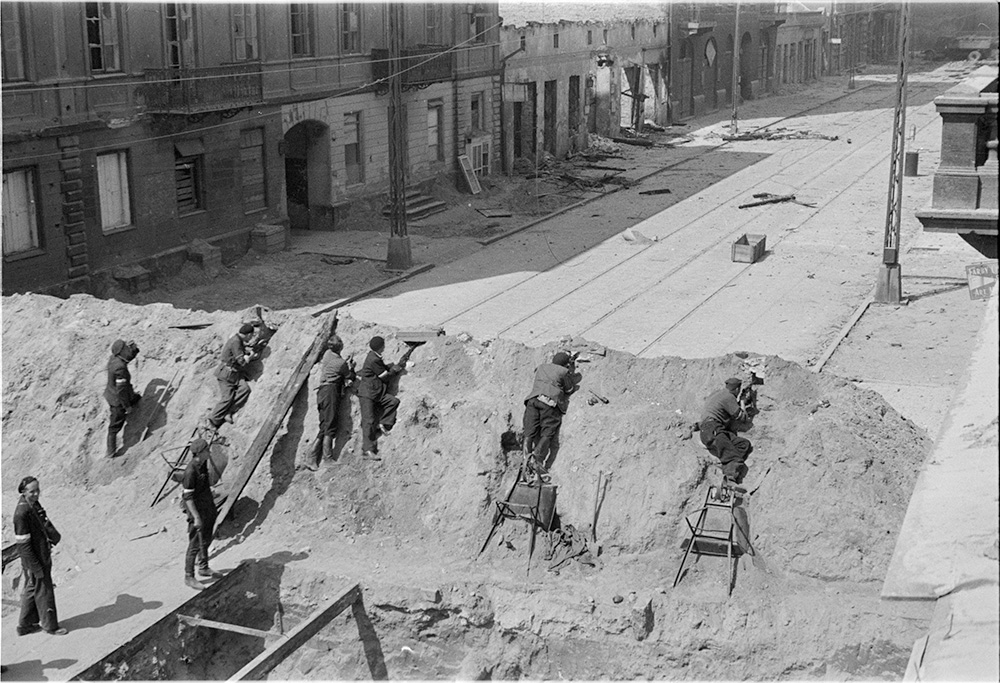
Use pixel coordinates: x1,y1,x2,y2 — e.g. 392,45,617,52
357,336,403,459
208,324,255,430
181,438,223,590
523,351,580,476
105,339,140,457
699,377,754,486
14,476,67,635
311,335,355,467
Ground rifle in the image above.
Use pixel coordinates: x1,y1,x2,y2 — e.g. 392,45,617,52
393,342,421,372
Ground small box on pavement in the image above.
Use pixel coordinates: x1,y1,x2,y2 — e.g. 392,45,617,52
732,234,767,263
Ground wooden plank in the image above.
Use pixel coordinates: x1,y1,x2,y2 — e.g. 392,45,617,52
178,614,274,640
228,583,361,681
215,313,338,526
457,154,481,194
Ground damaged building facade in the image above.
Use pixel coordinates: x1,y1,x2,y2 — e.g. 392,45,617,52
497,2,818,169
2,2,501,296
498,2,903,170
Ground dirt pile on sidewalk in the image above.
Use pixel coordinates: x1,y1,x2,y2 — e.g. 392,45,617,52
2,293,929,678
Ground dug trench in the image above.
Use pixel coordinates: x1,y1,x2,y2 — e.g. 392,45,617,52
2,293,931,679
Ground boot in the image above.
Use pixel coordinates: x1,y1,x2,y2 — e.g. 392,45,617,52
322,435,334,462
184,576,204,590
106,431,118,458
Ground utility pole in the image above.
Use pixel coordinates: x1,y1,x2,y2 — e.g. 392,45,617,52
730,0,741,135
386,1,411,270
874,2,910,304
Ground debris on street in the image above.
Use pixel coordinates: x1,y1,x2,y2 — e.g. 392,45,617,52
723,127,840,142
739,192,817,209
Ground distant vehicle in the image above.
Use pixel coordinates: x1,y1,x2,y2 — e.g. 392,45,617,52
927,34,999,61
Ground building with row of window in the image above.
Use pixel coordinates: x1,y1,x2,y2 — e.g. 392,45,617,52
2,2,502,296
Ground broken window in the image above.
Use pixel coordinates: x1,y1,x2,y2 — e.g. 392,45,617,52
470,92,484,132
174,144,204,214
425,4,441,44
344,112,364,185
471,4,488,44
86,2,121,73
2,168,40,256
341,3,360,54
520,34,526,50
97,151,132,232
1,2,26,81
165,3,193,69
290,3,315,57
428,102,444,161
587,30,592,46
553,33,559,49
232,3,259,61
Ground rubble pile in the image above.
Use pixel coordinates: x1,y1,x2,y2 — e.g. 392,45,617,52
1,293,931,678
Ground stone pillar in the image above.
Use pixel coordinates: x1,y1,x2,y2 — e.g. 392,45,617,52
932,99,985,210
977,104,998,210
58,135,90,293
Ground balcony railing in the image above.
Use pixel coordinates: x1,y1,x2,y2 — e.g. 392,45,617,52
141,64,264,114
372,45,456,90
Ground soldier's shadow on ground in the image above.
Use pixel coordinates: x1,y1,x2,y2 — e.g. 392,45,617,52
213,382,307,548
0,658,77,682
60,593,163,631
122,377,181,454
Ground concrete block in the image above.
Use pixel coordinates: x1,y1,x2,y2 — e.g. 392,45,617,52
58,158,81,171
186,239,222,277
67,265,89,279
60,179,83,193
66,242,87,258
67,230,87,245
112,264,153,294
69,253,89,268
251,224,286,254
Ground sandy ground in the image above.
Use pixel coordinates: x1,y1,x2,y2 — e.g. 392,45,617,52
1,60,994,680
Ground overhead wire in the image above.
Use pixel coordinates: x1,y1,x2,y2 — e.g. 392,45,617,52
3,17,503,165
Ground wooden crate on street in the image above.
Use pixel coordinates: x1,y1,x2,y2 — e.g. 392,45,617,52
732,234,767,263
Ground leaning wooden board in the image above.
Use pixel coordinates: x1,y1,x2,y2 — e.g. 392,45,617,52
215,313,338,527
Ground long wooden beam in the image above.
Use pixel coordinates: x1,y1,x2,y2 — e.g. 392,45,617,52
177,614,273,640
216,313,337,526
228,582,361,681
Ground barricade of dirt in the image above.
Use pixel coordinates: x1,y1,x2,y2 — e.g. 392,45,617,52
2,293,930,679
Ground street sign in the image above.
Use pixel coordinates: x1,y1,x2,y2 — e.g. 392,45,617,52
966,260,998,300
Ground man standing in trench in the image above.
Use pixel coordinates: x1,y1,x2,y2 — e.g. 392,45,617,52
181,438,223,590
522,351,580,479
311,335,355,467
357,336,404,459
104,339,140,457
699,377,754,487
207,324,255,430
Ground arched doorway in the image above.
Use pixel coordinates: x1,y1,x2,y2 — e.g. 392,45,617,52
740,32,754,100
705,38,719,110
283,120,331,230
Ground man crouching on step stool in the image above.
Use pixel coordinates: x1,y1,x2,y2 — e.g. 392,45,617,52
522,351,581,482
699,377,754,490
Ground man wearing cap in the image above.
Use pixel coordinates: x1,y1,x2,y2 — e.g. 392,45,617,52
523,351,581,476
699,377,754,487
357,336,403,459
181,438,223,590
311,335,356,467
104,339,141,457
207,324,255,430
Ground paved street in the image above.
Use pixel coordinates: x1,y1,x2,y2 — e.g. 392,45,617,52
345,77,949,366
